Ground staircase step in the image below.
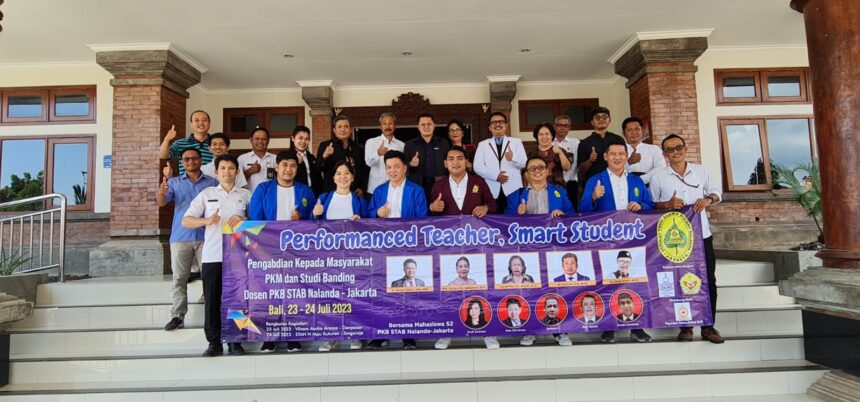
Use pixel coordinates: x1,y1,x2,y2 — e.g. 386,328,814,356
716,285,796,309
715,259,775,286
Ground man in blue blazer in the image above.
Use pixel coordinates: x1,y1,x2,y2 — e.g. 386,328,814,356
249,151,315,221
579,140,653,344
368,150,429,219
579,140,654,213
505,157,573,217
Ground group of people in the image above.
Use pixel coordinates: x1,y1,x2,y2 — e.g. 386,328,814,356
158,106,724,357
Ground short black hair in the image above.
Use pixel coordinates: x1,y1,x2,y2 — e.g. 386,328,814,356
605,138,627,152
532,122,556,141
190,110,210,122
276,150,298,164
181,147,201,158
209,132,230,147
446,146,467,159
562,253,578,263
293,125,311,136
332,160,355,176
417,113,435,123
661,133,686,149
214,154,238,170
526,156,547,167
489,111,507,123
250,127,270,139
591,106,611,120
384,150,407,165
506,298,522,309
621,117,643,131
618,292,634,303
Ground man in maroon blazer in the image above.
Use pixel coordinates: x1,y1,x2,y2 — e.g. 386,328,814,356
430,146,498,351
429,146,496,217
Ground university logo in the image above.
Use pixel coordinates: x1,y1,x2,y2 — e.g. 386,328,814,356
679,272,702,295
656,211,694,263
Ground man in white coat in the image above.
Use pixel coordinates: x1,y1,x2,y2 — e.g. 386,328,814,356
473,112,527,213
364,112,405,196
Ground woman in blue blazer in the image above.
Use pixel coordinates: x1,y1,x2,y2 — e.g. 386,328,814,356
312,161,368,221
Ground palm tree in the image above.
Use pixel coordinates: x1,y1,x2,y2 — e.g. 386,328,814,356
72,184,87,205
771,159,823,243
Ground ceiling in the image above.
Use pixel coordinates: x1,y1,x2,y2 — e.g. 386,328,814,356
0,0,807,90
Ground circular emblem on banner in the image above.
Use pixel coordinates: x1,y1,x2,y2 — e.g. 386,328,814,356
680,272,702,295
657,211,694,263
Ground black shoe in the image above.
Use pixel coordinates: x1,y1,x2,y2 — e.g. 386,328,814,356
403,338,417,350
227,343,245,355
188,272,201,283
600,331,616,344
260,342,276,353
366,339,387,350
164,317,184,331
202,343,223,357
630,329,652,343
286,341,302,352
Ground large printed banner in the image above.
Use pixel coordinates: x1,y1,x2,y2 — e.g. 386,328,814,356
222,208,711,342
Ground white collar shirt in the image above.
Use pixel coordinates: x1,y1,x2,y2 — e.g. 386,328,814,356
607,169,629,211
386,180,405,218
648,163,721,238
365,135,405,194
202,161,248,189
276,185,296,221
626,143,667,184
184,184,251,263
297,150,312,187
237,151,276,193
553,136,580,182
448,174,468,211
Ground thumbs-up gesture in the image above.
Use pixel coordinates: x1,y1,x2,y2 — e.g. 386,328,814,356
377,140,389,156
504,149,513,161
628,146,641,164
290,208,301,221
162,162,173,179
323,142,335,159
377,201,391,218
589,146,598,162
208,209,221,225
158,175,169,195
165,124,178,141
668,190,684,209
497,170,509,184
517,198,527,215
410,152,420,167
552,145,563,155
429,193,445,212
592,179,605,201
297,151,305,164
248,161,261,174
312,199,324,217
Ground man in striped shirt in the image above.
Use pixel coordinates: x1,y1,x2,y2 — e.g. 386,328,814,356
160,110,213,175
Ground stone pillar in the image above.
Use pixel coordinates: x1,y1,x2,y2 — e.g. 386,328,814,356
299,81,334,154
487,75,519,136
780,0,860,393
614,38,707,161
90,49,202,276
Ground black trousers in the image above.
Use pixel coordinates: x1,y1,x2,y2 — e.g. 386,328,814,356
202,262,223,345
566,181,579,212
704,236,718,324
494,191,508,215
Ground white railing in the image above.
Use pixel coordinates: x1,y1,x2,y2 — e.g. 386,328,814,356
0,194,66,281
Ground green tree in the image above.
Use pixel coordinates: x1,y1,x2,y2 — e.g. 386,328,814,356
0,171,44,211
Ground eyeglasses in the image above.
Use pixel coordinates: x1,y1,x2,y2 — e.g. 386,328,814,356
675,173,700,189
489,120,507,126
182,156,201,162
593,114,610,121
527,166,547,172
663,144,686,153
554,123,570,128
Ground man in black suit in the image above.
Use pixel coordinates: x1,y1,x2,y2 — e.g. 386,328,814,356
390,259,425,288
291,125,323,196
502,298,525,328
581,294,600,324
615,292,640,322
553,253,591,282
542,296,562,326
403,113,450,201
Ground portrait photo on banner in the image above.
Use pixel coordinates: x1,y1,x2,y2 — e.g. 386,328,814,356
492,252,542,289
460,296,492,330
546,250,597,287
609,289,645,324
572,291,605,326
386,255,434,293
440,254,488,291
535,293,568,327
598,246,649,284
497,295,531,329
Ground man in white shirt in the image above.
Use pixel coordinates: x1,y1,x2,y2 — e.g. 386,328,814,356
182,154,251,357
237,127,277,193
553,115,581,208
201,133,247,189
622,117,666,185
474,112,527,214
365,112,405,196
650,134,724,344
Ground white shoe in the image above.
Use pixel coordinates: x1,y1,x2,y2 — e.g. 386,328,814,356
483,337,500,350
554,334,572,346
434,338,451,350
349,340,363,350
318,341,334,352
520,335,537,346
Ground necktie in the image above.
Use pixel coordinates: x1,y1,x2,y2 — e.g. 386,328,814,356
408,280,414,287
568,276,574,281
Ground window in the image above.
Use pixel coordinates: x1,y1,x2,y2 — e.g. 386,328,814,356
0,136,95,211
518,98,599,132
719,117,815,191
0,86,96,124
715,68,810,105
223,107,305,139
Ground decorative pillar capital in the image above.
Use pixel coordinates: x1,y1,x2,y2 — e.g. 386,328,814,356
299,81,334,116
487,75,519,112
613,38,708,87
95,48,203,97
